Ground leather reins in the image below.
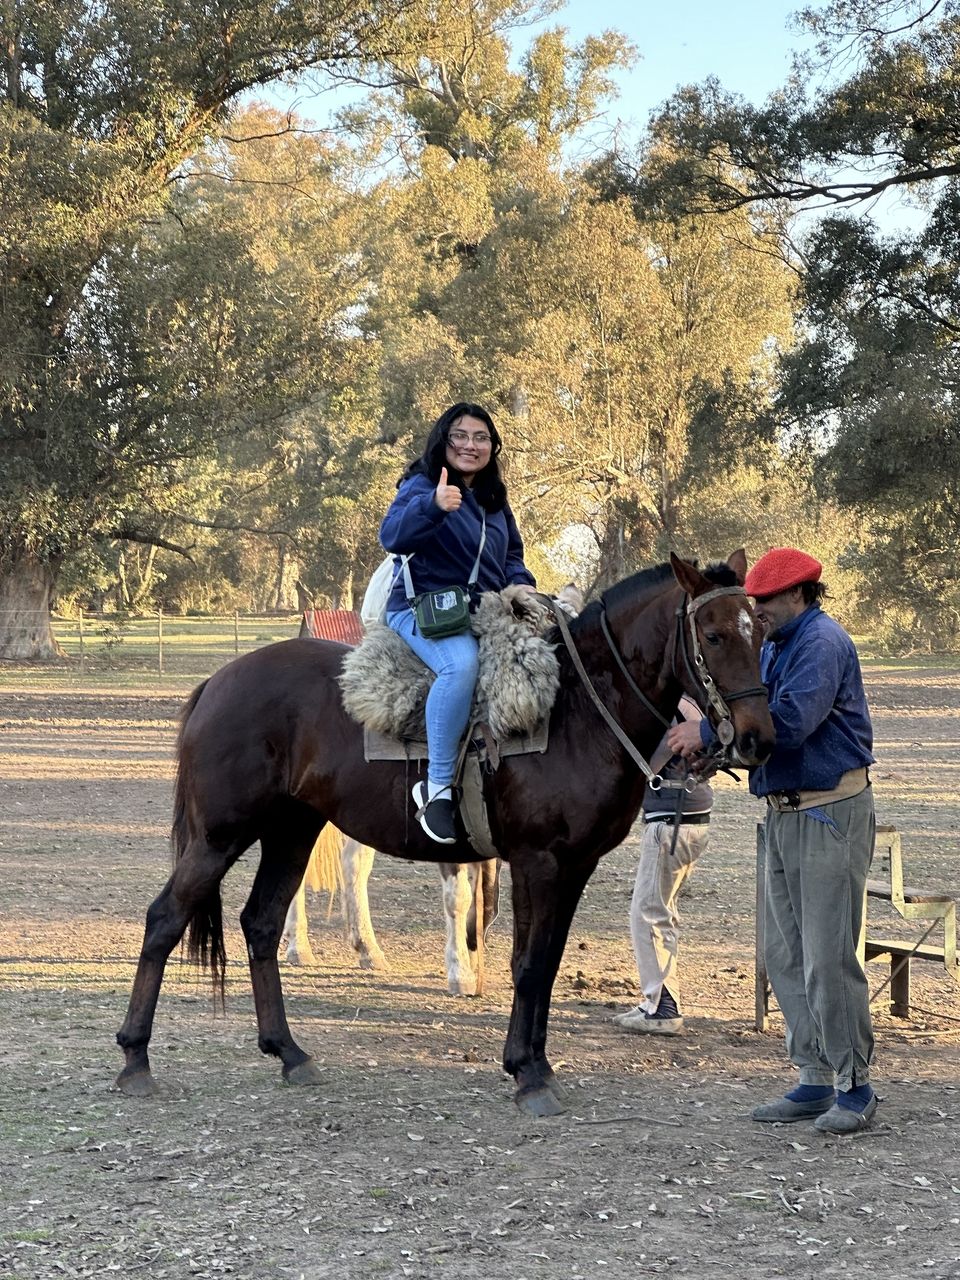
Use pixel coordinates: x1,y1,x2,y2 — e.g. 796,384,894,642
547,583,765,786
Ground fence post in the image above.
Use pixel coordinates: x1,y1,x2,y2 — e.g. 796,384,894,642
78,612,85,674
234,609,240,655
158,608,164,678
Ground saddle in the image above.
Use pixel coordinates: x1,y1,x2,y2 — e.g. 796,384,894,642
338,585,564,744
338,586,566,857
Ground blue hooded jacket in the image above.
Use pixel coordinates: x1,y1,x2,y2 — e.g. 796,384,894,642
379,473,535,613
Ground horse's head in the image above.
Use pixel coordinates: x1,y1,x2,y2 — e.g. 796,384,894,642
670,549,775,768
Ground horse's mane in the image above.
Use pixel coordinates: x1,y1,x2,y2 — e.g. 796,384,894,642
573,558,738,632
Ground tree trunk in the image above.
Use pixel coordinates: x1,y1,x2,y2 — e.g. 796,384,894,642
0,553,63,659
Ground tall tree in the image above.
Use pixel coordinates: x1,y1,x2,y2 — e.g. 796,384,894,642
341,0,634,445
626,0,960,639
0,0,410,656
442,180,794,584
638,1,960,214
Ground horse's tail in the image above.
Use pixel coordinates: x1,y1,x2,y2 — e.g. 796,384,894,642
171,679,208,865
171,678,227,1003
303,824,346,917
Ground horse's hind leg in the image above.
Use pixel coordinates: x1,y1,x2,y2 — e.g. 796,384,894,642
116,837,245,1096
342,840,387,971
241,818,323,1085
463,858,502,997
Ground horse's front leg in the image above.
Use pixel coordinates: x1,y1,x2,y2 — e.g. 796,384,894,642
439,863,478,996
241,826,322,1085
342,839,387,971
503,852,597,1117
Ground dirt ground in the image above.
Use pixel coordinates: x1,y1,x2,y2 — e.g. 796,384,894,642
1,666,959,1280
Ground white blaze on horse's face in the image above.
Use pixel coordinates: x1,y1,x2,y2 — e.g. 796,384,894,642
737,608,754,646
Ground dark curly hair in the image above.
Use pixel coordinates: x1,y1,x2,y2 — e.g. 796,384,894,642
400,402,508,512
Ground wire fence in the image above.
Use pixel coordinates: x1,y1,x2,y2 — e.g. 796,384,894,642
0,611,305,682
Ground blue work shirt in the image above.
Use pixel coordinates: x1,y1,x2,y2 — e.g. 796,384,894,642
379,473,535,612
748,604,875,798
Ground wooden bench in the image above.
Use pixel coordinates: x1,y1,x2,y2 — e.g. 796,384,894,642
861,825,958,1017
755,823,959,1030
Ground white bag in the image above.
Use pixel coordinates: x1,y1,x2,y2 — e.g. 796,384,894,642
359,555,399,627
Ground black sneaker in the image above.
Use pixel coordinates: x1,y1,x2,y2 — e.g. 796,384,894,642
412,782,458,844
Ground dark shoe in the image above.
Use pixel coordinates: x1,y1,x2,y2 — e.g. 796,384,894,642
752,1093,836,1123
412,782,457,845
814,1095,878,1134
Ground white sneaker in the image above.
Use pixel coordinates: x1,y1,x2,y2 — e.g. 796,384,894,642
614,1003,684,1035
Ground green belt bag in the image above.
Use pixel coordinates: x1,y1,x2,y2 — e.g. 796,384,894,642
402,511,486,640
413,586,472,638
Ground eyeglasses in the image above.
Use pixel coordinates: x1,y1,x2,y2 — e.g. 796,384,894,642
448,429,492,447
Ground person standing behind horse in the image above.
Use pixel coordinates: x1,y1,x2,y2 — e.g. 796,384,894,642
380,403,536,844
668,547,877,1134
614,696,713,1035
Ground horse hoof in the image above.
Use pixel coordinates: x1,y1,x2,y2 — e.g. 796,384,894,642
283,1057,324,1086
514,1085,567,1118
358,950,388,972
116,1069,159,1098
544,1075,568,1104
447,978,479,997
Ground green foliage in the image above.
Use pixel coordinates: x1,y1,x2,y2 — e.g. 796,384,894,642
637,2,960,215
0,0,414,650
614,0,960,646
11,0,950,652
96,610,130,667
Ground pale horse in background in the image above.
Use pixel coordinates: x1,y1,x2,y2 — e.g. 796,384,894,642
280,825,500,996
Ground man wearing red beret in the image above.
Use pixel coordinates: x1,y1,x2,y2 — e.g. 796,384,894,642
668,546,877,1133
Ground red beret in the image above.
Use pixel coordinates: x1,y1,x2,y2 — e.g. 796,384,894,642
744,547,822,598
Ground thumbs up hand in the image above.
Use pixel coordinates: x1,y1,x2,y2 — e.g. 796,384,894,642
435,466,462,512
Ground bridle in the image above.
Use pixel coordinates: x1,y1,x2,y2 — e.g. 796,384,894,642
547,583,766,786
675,585,767,747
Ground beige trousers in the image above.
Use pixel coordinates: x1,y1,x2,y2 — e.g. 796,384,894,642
629,820,710,1012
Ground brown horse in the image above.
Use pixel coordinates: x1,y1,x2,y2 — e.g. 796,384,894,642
117,551,774,1116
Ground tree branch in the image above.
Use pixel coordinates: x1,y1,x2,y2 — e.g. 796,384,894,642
112,527,196,560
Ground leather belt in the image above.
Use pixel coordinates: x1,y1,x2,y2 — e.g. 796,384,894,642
644,812,711,826
766,767,869,813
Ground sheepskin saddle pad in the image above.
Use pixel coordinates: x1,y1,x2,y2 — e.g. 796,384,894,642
338,586,561,742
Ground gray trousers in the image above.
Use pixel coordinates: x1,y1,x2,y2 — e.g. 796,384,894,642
764,786,876,1093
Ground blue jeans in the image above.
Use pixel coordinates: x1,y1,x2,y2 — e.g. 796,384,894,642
386,608,479,787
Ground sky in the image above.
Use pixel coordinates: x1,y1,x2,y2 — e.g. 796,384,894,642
259,1,923,233
269,0,812,135
534,0,811,127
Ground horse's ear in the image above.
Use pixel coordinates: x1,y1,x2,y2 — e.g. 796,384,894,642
670,552,711,598
556,583,584,615
726,548,747,585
